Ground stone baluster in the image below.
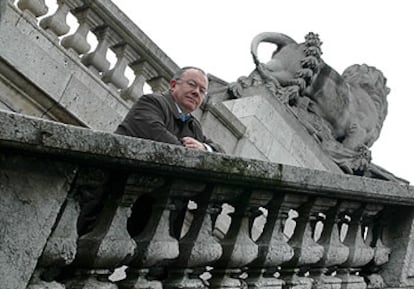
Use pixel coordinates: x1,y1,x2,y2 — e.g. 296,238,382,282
309,201,360,289
148,76,170,94
281,197,329,289
17,0,48,20
63,172,163,289
245,192,297,289
118,179,193,289
102,43,136,91
209,187,262,289
364,206,390,267
39,0,71,40
337,203,381,289
164,183,223,289
61,8,92,56
81,26,115,75
163,179,209,240
121,61,158,103
361,206,390,288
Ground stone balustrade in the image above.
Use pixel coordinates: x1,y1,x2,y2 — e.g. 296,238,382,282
2,3,414,289
0,0,180,130
28,0,176,100
2,109,414,289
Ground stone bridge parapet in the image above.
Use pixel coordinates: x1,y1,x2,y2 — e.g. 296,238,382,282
1,109,414,289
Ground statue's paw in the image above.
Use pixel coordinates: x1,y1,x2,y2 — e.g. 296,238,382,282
228,82,242,98
237,76,250,88
296,68,314,84
251,73,263,87
285,86,300,103
339,161,354,174
294,78,308,92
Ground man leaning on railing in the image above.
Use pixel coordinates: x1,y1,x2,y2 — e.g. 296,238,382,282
115,66,224,153
77,66,224,237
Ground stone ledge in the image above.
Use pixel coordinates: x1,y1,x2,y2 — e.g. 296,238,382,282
1,109,413,206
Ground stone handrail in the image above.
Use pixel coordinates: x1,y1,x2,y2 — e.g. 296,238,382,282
41,0,177,98
2,109,414,289
1,0,180,130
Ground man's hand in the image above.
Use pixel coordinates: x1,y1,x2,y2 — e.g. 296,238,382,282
181,136,206,151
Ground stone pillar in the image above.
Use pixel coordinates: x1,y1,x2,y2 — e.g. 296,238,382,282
281,197,327,289
209,187,259,289
121,61,158,102
62,170,150,289
81,26,113,75
337,204,380,289
245,192,295,289
61,8,92,55
39,0,71,40
308,201,353,289
164,182,222,289
118,179,182,289
102,43,134,90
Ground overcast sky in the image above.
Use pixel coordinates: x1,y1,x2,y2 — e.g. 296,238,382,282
111,0,413,184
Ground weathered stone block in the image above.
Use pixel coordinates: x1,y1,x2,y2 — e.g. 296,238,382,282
223,95,340,172
201,111,239,154
0,153,76,289
0,7,71,101
59,76,125,131
233,137,268,161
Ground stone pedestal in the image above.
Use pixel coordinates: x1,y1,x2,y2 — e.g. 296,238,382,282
202,94,342,173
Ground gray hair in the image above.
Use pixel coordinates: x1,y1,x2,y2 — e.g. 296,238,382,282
172,66,207,81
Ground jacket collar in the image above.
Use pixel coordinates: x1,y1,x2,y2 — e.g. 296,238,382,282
163,91,192,121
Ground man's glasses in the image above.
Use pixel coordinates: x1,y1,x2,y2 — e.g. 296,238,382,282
177,79,207,96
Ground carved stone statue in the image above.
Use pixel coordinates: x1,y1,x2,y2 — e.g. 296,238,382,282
229,32,400,181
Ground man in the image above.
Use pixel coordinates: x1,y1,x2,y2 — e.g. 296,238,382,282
115,66,223,152
111,67,223,238
79,67,222,236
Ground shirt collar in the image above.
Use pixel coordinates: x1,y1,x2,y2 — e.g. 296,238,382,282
175,103,191,122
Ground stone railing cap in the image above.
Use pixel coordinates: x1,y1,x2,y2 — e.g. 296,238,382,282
1,109,413,206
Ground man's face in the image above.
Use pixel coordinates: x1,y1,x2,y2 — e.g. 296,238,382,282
170,69,208,114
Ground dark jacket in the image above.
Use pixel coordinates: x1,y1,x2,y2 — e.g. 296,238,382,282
115,92,224,152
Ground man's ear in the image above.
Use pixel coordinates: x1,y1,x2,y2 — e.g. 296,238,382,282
170,79,177,90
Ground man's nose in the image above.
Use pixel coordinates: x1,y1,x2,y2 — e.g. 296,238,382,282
191,86,202,96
